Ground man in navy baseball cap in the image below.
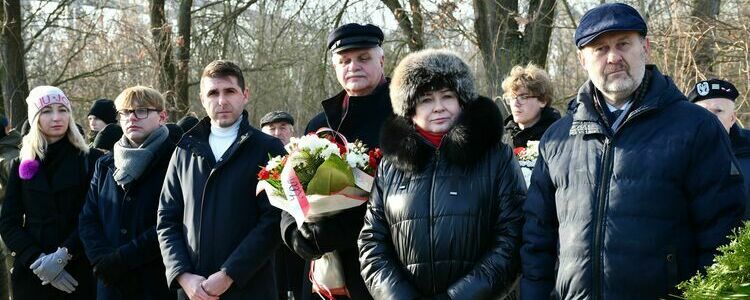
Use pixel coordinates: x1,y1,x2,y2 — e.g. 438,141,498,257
521,2,745,300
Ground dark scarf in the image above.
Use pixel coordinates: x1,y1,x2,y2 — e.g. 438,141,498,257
113,126,169,186
503,107,561,148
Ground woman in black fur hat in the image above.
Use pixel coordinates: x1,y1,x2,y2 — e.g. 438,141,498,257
358,49,525,299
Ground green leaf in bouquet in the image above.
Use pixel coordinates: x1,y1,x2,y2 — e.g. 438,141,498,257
306,155,355,195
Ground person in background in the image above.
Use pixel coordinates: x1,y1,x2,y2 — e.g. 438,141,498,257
157,60,285,300
91,124,123,153
688,79,750,219
0,86,102,300
258,110,304,300
87,99,117,143
501,64,561,148
260,111,295,145
521,3,745,299
359,49,525,299
0,115,21,300
79,86,178,300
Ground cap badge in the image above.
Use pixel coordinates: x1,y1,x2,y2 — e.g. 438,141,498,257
696,82,710,96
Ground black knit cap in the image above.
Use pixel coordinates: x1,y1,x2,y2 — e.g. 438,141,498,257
687,79,740,103
88,98,117,124
327,23,384,53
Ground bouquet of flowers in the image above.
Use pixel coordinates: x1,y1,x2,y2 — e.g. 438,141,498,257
255,128,382,299
514,140,539,187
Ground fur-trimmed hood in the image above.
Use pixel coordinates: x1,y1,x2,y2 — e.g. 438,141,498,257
389,49,477,117
380,96,503,172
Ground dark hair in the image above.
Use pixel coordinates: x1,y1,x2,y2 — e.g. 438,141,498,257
201,60,246,91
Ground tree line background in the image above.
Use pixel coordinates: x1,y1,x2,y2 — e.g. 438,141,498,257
0,0,748,137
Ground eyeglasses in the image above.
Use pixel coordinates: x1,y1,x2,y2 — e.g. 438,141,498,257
118,108,160,119
503,94,538,105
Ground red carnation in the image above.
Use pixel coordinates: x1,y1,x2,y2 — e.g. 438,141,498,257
338,143,347,155
514,147,525,156
258,168,270,180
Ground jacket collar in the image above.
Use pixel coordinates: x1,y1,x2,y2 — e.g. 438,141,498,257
380,96,503,172
569,65,683,136
504,106,561,133
178,110,254,165
321,79,390,128
730,124,750,157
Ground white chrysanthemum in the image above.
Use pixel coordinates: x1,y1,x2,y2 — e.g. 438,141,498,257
319,143,341,160
346,152,368,169
266,155,283,170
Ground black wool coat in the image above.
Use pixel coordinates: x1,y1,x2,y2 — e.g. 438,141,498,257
0,139,102,300
157,113,286,300
359,96,525,300
282,82,393,300
79,126,180,300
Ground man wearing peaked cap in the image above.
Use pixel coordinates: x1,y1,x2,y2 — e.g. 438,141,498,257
260,110,295,145
689,79,750,218
522,2,744,300
281,23,392,300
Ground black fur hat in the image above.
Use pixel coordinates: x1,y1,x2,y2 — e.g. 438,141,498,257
389,49,477,118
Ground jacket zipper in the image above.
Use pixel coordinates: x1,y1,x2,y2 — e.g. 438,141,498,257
593,137,613,300
429,149,439,294
194,134,248,271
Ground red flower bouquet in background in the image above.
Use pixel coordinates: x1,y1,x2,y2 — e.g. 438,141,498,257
255,128,382,299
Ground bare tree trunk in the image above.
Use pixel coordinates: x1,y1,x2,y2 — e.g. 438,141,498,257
150,0,176,110
690,0,721,78
174,0,192,119
472,0,556,118
1,0,28,128
381,0,424,51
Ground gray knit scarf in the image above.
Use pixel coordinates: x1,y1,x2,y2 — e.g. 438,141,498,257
113,126,169,186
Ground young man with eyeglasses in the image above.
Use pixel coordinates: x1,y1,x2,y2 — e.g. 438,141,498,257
500,64,561,148
79,86,178,300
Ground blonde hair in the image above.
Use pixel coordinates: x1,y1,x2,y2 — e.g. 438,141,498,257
501,63,554,106
114,86,165,110
20,110,89,161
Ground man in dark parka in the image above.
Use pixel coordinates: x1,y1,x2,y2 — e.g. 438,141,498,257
281,23,392,300
688,79,750,219
157,60,286,300
79,86,178,300
521,3,745,300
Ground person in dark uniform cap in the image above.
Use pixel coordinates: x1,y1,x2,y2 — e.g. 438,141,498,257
688,79,750,218
282,23,392,300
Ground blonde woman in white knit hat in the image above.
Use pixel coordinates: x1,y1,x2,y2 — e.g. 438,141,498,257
0,86,102,300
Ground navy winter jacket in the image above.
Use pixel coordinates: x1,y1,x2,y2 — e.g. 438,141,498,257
521,66,745,300
729,124,750,219
157,113,286,300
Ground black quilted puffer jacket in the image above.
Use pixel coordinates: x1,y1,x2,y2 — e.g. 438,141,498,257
359,96,526,300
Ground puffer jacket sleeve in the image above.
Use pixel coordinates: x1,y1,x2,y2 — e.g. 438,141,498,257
446,144,525,299
157,149,193,289
221,140,286,288
0,159,43,268
359,161,422,300
79,156,116,263
520,139,558,300
684,116,744,268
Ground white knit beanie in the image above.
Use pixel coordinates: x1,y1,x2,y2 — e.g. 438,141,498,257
26,86,72,121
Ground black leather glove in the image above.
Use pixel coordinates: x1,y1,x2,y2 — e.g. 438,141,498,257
287,227,324,260
300,218,339,253
93,251,127,285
